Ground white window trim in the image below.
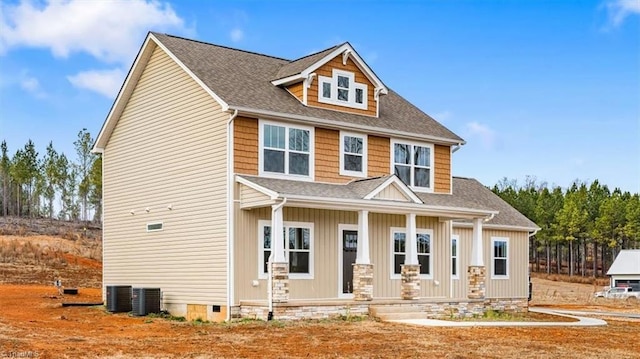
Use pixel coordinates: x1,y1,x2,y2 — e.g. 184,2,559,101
339,131,368,177
491,237,509,279
146,222,163,232
337,224,358,298
451,235,460,280
258,119,315,181
258,220,314,280
389,227,434,280
390,139,435,193
318,69,368,110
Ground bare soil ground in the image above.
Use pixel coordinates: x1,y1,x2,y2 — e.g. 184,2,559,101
0,226,639,358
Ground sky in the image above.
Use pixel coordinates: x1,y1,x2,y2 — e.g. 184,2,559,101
0,0,638,193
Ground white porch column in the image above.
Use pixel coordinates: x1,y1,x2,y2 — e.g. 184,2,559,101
471,218,484,266
405,213,418,265
356,210,370,264
271,204,286,263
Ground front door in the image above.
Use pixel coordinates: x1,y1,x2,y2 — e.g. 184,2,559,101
342,230,358,294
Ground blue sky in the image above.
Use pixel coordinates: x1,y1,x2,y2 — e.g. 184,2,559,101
1,0,638,193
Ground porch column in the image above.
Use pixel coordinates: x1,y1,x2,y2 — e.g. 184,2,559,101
270,204,288,303
468,218,486,299
401,213,420,300
353,210,373,301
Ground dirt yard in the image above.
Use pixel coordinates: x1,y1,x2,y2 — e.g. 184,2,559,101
1,231,639,358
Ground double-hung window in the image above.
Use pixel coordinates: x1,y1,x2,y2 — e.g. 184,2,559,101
392,140,433,191
259,220,314,279
390,228,433,279
339,132,367,177
451,235,459,279
260,121,313,179
318,70,367,110
492,237,509,278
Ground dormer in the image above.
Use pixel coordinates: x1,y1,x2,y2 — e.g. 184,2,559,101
272,43,388,117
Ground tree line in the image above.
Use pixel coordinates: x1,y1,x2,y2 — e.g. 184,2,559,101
0,129,101,222
492,177,639,277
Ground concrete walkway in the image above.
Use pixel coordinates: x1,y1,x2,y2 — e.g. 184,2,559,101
386,307,607,327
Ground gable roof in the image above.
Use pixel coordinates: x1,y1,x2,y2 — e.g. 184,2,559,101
274,44,341,81
607,250,640,275
149,33,464,144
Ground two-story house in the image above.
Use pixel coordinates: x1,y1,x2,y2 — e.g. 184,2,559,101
93,32,538,322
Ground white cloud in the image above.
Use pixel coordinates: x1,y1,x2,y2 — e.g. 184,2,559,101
67,68,125,98
19,74,46,98
230,28,244,42
464,121,497,149
433,110,453,123
0,0,187,64
606,0,640,26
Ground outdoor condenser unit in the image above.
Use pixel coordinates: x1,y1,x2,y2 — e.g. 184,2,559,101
106,285,132,313
131,288,161,316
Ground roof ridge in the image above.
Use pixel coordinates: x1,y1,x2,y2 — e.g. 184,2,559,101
155,32,292,62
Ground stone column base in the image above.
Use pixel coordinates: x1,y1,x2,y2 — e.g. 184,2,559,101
271,262,289,303
401,264,421,300
467,265,486,299
352,263,373,301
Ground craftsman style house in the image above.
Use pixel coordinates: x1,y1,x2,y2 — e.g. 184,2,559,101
94,32,538,321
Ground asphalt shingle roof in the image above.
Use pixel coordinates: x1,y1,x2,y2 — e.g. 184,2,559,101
274,45,341,81
238,175,538,230
152,33,463,143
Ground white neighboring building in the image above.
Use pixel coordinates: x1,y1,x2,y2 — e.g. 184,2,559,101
607,250,640,291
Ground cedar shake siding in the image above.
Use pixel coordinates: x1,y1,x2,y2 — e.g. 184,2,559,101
367,135,390,177
234,116,259,175
315,128,354,183
286,82,304,102
434,144,451,193
307,55,377,117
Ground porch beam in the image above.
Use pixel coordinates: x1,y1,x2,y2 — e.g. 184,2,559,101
471,218,484,266
405,213,418,265
356,210,371,264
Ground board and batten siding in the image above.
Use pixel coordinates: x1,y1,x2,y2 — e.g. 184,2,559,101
103,44,228,308
452,227,529,299
233,205,452,301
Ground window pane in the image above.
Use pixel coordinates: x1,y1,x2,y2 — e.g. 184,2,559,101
322,82,331,98
418,254,430,275
395,165,410,185
452,239,457,256
264,125,285,149
288,227,310,249
394,144,411,164
337,75,349,88
417,233,430,254
338,89,348,101
414,146,430,167
264,226,272,249
394,232,406,253
415,168,430,188
289,152,309,175
394,254,405,274
290,252,309,273
494,241,507,258
355,88,363,104
263,250,271,273
289,129,309,152
344,136,363,154
344,154,362,172
264,149,285,173
452,258,457,276
495,258,506,276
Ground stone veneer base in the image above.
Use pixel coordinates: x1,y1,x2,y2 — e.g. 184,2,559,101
352,263,374,301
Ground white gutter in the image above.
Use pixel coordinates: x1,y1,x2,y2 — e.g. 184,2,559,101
452,222,540,232
229,106,465,146
225,109,238,322
528,228,540,238
268,198,287,319
452,143,463,153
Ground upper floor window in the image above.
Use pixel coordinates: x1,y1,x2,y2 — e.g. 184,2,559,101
339,132,367,177
318,70,367,110
492,237,509,279
391,140,434,192
390,228,433,279
259,120,314,180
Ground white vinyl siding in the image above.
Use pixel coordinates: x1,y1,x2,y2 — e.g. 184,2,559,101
103,44,228,306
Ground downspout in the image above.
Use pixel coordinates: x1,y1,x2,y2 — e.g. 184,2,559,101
452,143,463,153
528,228,540,238
226,109,238,322
268,197,287,320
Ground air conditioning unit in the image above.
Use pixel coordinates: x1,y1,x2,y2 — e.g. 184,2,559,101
106,285,132,313
131,288,161,316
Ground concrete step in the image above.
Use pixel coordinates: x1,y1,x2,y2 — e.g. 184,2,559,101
375,312,429,321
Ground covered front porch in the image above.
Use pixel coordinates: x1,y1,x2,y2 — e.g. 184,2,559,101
234,174,502,320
